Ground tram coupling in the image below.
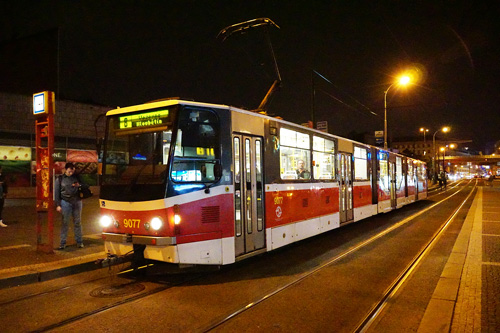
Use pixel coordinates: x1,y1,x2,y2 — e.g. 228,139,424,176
96,244,147,269
95,252,134,268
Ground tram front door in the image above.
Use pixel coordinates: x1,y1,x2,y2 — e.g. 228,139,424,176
233,134,265,257
339,152,353,223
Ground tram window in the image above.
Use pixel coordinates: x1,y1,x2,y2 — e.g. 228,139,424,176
312,136,335,180
171,108,220,183
407,161,415,186
396,157,403,190
418,163,427,181
378,153,390,191
233,137,242,237
280,128,311,180
256,140,264,231
354,146,368,180
234,137,241,184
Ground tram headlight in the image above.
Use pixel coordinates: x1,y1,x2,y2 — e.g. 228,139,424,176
99,215,113,228
150,217,163,231
173,204,181,225
174,214,181,225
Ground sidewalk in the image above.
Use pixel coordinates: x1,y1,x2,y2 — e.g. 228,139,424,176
0,196,106,288
418,180,500,332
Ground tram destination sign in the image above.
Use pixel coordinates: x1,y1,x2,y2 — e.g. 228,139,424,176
118,109,170,130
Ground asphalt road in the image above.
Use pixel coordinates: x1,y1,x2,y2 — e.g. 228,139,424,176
0,182,476,332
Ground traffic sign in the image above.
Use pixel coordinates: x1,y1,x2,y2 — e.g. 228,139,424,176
317,121,328,132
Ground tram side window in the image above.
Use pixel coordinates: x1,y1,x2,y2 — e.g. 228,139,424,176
171,109,220,182
396,156,403,190
354,146,368,180
418,163,427,182
407,161,415,186
313,136,335,180
378,152,389,191
280,128,311,180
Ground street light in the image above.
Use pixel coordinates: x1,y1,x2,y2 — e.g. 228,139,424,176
432,126,450,181
384,74,412,149
440,146,446,172
420,127,429,155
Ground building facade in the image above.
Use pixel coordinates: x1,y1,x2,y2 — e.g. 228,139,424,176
0,91,109,187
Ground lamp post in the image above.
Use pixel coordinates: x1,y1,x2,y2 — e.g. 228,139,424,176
432,126,450,181
420,127,429,155
384,75,411,149
440,146,446,172
447,143,456,174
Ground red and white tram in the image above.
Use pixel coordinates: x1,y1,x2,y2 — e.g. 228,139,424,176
98,99,427,266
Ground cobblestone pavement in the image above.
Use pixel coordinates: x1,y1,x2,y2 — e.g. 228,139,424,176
451,185,500,332
480,186,500,332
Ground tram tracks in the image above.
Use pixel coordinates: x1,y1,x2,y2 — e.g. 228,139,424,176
28,268,214,333
2,180,476,332
201,179,476,332
355,179,476,332
0,261,209,332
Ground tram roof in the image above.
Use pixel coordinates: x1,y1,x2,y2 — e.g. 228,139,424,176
106,99,232,116
106,99,423,162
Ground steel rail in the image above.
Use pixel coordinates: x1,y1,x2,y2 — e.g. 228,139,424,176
354,179,477,332
0,263,152,308
31,270,207,333
202,179,474,332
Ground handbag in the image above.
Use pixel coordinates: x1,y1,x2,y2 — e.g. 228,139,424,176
78,184,93,199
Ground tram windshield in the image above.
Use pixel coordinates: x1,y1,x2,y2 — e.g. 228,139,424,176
100,105,221,201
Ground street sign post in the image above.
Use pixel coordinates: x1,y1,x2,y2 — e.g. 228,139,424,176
33,91,55,254
375,130,384,146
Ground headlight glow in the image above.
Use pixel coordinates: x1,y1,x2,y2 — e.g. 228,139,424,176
174,214,181,225
151,217,163,230
100,215,112,228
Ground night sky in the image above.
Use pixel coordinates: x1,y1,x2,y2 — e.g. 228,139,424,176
1,1,499,152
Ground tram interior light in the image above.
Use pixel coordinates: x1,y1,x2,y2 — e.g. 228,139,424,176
100,215,112,228
151,217,163,230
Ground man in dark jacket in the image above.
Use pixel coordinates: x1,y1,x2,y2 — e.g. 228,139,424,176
54,162,84,249
0,166,8,227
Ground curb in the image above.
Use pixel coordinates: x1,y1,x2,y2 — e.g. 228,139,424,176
0,252,107,290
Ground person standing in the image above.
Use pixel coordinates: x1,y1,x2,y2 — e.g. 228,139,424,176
0,166,8,227
54,162,84,249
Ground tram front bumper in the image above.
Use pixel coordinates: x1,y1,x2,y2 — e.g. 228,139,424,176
103,232,180,263
102,232,177,246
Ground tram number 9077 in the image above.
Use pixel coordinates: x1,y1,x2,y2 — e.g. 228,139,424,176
124,219,141,228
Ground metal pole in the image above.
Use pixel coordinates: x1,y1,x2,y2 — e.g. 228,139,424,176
311,70,315,129
442,147,446,171
423,130,427,155
384,84,393,150
432,130,439,182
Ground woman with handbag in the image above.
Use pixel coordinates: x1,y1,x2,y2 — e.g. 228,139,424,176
54,162,85,250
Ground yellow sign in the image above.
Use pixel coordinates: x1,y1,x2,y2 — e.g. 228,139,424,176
196,147,215,157
119,109,169,129
33,91,55,116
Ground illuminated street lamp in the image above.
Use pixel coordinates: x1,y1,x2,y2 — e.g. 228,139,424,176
448,143,456,174
384,74,411,149
432,126,450,181
420,127,429,155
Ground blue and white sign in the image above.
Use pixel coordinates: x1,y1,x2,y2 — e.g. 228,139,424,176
33,92,46,115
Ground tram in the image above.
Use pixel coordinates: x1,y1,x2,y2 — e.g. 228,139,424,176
98,98,427,266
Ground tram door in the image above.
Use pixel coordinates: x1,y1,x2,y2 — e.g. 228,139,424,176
389,162,397,209
339,152,353,223
233,135,265,257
